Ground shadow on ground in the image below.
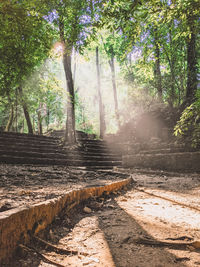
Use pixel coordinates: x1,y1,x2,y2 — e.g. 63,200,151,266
11,191,189,267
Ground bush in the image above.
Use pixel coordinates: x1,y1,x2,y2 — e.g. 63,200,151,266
174,92,200,148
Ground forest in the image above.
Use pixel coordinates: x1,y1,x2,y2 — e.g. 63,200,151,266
1,1,200,266
0,0,199,145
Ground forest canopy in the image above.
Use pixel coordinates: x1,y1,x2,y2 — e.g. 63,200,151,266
0,0,199,143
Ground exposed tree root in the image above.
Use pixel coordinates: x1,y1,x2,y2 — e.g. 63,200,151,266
135,238,200,250
19,244,66,267
165,236,193,241
32,235,89,256
137,187,200,213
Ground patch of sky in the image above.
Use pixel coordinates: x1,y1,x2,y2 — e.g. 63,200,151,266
131,47,142,62
140,31,150,43
44,10,58,23
80,14,91,25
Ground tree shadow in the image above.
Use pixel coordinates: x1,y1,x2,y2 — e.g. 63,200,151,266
11,193,190,267
97,198,188,267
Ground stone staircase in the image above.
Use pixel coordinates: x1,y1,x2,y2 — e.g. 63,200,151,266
0,131,122,169
122,138,200,172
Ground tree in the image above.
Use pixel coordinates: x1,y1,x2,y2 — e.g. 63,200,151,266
101,0,199,107
39,0,96,143
0,1,53,133
96,46,106,138
100,32,123,127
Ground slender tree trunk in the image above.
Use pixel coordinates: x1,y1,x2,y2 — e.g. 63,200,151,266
37,104,43,135
73,48,77,86
59,19,76,143
18,86,33,134
108,50,120,128
153,28,162,101
63,47,76,143
5,105,14,132
47,109,50,131
96,46,106,139
15,89,18,132
21,120,24,133
186,15,197,103
169,30,176,107
32,116,35,133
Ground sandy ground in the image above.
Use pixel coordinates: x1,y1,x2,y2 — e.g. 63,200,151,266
2,165,200,267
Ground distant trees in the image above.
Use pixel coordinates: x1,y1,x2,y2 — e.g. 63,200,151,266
101,0,199,106
0,1,53,133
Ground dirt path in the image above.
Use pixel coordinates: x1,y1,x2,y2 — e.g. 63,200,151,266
11,169,200,267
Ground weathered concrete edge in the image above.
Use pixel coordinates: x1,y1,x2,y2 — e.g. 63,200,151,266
123,152,200,171
0,177,132,264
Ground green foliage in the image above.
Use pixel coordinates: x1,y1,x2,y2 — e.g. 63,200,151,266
174,92,200,148
0,0,199,138
23,65,65,132
75,92,95,134
0,0,53,99
101,0,199,106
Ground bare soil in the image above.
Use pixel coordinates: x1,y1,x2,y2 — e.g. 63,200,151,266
0,164,127,212
2,165,200,267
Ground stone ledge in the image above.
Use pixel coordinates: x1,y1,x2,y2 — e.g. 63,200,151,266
123,152,200,171
0,177,132,264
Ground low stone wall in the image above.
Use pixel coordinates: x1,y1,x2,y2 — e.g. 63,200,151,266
0,178,132,264
123,152,200,171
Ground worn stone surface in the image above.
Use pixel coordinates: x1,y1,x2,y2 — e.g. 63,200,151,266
123,152,200,171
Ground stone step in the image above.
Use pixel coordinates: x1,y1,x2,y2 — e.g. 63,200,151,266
0,142,63,151
0,149,121,161
123,152,200,171
78,139,105,144
0,131,58,141
139,147,196,154
0,150,67,159
0,137,60,147
69,160,122,167
78,146,121,154
67,151,122,160
0,144,121,158
0,155,67,165
0,155,121,166
0,132,122,169
0,144,65,154
79,143,108,149
71,166,115,170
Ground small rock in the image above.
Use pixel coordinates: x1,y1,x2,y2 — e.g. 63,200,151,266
83,206,92,213
121,198,127,202
0,202,13,212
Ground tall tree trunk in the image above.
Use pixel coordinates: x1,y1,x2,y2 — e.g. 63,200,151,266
186,15,197,103
21,120,24,133
153,28,162,101
5,105,14,132
108,49,120,128
47,108,50,131
59,19,76,143
96,46,106,139
15,89,18,132
169,29,176,107
18,86,33,134
37,104,43,135
32,116,35,133
73,48,77,86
